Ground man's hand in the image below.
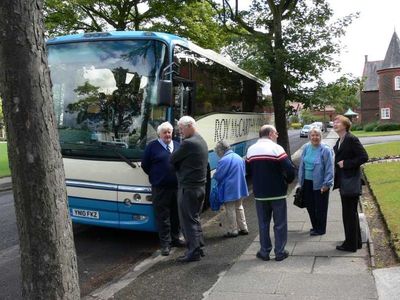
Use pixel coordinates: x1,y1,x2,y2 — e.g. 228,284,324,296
337,160,344,168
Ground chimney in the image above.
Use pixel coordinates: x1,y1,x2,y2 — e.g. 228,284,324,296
364,55,368,63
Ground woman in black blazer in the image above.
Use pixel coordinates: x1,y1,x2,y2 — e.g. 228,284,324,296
333,115,368,252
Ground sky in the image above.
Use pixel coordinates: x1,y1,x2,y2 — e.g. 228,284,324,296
236,0,400,83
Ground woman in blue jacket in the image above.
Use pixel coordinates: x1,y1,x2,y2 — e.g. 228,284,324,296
213,140,249,237
298,127,334,236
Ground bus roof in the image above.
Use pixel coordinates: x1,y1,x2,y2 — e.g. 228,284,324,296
47,31,267,86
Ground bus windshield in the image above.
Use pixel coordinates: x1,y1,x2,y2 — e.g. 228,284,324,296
48,39,167,160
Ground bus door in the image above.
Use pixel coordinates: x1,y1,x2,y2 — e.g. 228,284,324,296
173,78,195,119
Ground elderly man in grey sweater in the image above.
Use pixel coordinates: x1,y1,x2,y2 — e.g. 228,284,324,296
171,116,208,262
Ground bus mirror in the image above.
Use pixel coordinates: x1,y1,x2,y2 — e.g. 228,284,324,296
157,80,173,106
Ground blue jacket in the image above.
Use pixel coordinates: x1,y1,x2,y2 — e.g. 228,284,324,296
246,138,295,200
213,150,249,203
141,140,179,188
298,143,334,190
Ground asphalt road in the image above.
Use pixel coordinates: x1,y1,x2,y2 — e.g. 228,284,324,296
0,190,160,299
0,129,309,299
359,135,400,145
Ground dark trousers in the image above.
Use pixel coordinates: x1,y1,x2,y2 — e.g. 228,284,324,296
152,186,180,247
255,199,287,256
340,195,362,251
177,186,205,256
303,180,329,234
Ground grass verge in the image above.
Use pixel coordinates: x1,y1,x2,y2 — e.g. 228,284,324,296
364,162,400,258
364,141,400,158
0,143,11,177
352,130,400,137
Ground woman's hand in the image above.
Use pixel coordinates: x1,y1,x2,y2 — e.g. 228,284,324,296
320,186,329,193
337,160,344,168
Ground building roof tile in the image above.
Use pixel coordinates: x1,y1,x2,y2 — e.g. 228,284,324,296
362,60,382,91
381,31,400,69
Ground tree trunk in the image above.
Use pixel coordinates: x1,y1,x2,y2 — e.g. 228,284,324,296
270,80,290,156
0,1,80,299
268,3,291,156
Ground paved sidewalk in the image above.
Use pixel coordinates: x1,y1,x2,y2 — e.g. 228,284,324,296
204,189,378,300
204,130,379,300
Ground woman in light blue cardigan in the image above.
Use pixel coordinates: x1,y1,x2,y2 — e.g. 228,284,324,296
213,140,249,237
298,127,334,235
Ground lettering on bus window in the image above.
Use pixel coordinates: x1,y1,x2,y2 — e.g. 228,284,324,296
214,116,267,142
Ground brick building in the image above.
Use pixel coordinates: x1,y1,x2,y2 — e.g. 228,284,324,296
361,31,400,124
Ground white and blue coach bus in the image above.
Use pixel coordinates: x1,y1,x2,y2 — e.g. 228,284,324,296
47,31,273,232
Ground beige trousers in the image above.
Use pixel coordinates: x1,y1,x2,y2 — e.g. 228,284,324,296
222,199,248,234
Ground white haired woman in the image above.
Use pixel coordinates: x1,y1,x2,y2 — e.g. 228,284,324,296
298,126,334,236
213,140,249,237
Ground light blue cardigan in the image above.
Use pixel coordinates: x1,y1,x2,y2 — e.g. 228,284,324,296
298,143,334,190
213,150,249,203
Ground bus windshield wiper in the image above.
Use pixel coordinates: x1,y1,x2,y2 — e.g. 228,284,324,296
60,141,137,168
98,142,137,169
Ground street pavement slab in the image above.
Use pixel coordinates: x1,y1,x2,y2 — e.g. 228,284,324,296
373,266,400,300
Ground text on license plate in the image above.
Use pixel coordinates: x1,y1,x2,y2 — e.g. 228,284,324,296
72,209,99,219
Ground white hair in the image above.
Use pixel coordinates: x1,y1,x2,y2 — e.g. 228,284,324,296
178,116,196,128
157,121,173,135
214,140,231,156
308,126,322,138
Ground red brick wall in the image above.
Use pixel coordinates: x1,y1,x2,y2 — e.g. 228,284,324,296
360,91,379,124
377,68,400,123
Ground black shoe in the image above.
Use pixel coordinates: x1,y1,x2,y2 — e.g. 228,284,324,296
275,250,289,261
161,246,170,256
176,254,201,263
336,245,356,252
199,248,206,257
224,232,238,238
256,251,270,261
238,229,249,235
171,239,186,248
310,230,325,236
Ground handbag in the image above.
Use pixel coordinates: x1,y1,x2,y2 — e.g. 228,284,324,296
340,170,362,197
209,178,221,211
293,186,305,208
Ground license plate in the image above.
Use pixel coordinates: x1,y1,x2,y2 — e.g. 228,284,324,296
72,209,99,219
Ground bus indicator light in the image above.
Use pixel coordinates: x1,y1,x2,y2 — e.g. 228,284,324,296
132,214,148,221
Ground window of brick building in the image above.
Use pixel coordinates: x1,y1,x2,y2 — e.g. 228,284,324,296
381,108,391,119
395,76,400,90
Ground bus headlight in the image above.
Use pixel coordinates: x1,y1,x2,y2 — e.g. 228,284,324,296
146,195,152,202
133,193,141,202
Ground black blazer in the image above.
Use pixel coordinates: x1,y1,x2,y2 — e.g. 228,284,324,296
333,132,368,190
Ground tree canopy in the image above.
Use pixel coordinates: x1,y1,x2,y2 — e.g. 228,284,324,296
44,0,228,50
308,75,362,114
208,0,357,153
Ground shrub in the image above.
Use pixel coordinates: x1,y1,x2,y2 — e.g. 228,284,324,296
351,124,363,131
291,123,302,129
374,123,400,131
364,122,378,132
289,115,300,123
